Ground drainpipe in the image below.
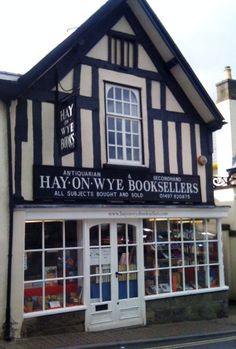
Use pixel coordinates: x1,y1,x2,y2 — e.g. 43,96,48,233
3,100,14,341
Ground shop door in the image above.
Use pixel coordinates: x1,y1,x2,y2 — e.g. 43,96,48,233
85,220,145,331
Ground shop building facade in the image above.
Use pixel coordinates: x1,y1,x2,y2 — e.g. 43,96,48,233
0,0,230,339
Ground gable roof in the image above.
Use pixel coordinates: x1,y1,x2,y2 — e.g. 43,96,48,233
0,0,224,130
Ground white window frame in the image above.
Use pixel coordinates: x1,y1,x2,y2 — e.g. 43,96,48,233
24,220,84,317
143,218,226,299
105,83,143,166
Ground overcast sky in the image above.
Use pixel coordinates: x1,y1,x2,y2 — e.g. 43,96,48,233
1,0,235,100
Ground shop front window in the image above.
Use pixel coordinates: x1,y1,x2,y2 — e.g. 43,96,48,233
143,218,222,297
24,220,84,314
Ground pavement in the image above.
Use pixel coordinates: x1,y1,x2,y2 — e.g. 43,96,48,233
1,302,236,349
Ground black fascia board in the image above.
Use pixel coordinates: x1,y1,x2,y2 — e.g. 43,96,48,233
137,0,224,129
16,0,126,94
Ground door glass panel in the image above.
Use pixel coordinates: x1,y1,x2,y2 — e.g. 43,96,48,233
118,246,127,272
128,245,137,268
89,225,111,304
101,224,110,245
90,225,99,246
129,273,138,297
117,224,138,300
117,224,126,244
102,275,111,301
118,273,127,299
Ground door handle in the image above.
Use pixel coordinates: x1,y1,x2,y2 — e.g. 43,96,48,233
115,271,122,278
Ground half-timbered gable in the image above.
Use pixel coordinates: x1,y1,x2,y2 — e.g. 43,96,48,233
0,0,230,339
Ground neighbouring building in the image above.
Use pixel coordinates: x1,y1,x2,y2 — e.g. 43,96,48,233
214,66,236,300
0,0,230,339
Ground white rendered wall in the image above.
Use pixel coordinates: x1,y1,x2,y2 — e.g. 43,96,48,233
0,101,9,338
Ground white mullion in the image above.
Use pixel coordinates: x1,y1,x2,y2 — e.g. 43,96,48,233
180,219,185,291
193,219,198,290
99,224,102,302
167,219,172,292
217,219,224,287
205,219,210,288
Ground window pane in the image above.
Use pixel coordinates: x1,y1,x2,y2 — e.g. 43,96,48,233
133,148,140,161
45,251,63,278
45,281,63,310
101,224,110,245
172,268,183,292
197,266,208,288
24,251,42,281
108,117,115,130
145,271,157,295
170,219,181,241
171,243,182,266
117,224,126,244
116,101,122,114
66,278,83,307
90,225,99,246
126,134,131,146
102,275,111,301
90,276,100,302
131,91,137,103
144,243,155,269
196,242,207,264
117,147,123,159
131,104,138,116
109,146,116,159
65,221,77,247
107,100,114,113
207,219,217,240
125,119,131,132
132,120,139,133
123,89,129,101
184,243,195,265
128,224,136,244
107,87,114,98
116,118,122,131
133,134,139,147
24,282,43,313
210,265,219,287
66,249,81,277
185,267,196,290
156,220,168,241
158,244,169,267
115,87,122,100
25,222,42,250
195,219,207,240
108,131,115,145
183,219,194,240
159,269,170,293
124,103,130,115
129,275,138,298
45,221,63,248
209,242,218,263
126,148,132,160
117,132,123,145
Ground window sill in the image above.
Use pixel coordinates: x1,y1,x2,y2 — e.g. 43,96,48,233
23,304,87,318
144,285,229,301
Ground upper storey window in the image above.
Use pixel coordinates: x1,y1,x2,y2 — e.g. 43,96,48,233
106,84,142,165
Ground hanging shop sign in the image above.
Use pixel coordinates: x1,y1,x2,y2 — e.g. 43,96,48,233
34,165,201,204
58,98,76,156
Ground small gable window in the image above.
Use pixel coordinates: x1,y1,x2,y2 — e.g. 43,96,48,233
108,32,136,68
106,83,142,165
